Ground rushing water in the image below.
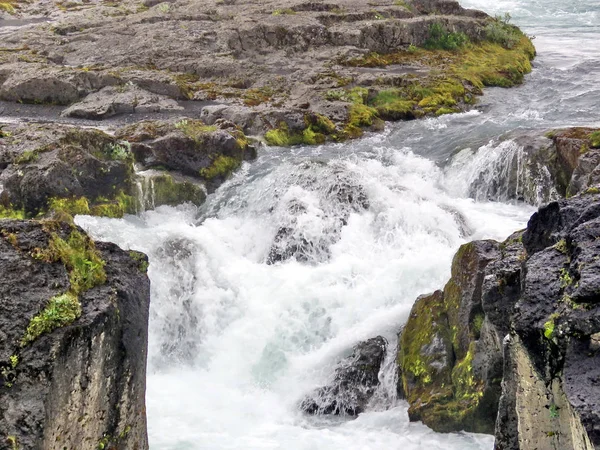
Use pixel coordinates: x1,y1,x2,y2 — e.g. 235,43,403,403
77,1,600,448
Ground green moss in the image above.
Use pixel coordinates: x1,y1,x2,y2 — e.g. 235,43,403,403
0,205,25,219
371,90,416,120
484,14,522,49
584,186,600,195
553,239,568,254
175,119,218,142
14,150,39,164
21,293,81,346
472,313,484,337
543,313,560,340
265,125,294,146
199,155,241,180
104,141,132,161
272,8,296,15
129,250,149,273
399,291,453,396
151,174,206,207
590,131,600,148
451,342,483,401
559,268,573,288
46,231,106,294
47,192,136,221
344,103,381,139
22,228,106,347
90,192,136,218
48,197,91,222
0,0,18,14
424,23,469,51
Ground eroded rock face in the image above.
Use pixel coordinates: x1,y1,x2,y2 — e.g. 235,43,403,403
0,220,150,450
300,336,387,416
397,191,600,446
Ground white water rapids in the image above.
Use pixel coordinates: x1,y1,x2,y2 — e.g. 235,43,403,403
76,0,600,448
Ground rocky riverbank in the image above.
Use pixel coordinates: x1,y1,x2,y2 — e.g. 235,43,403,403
0,220,150,450
5,0,599,448
1,0,534,144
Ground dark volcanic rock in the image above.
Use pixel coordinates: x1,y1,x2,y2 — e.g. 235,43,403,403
115,119,256,192
398,238,515,434
0,219,150,450
300,336,386,416
0,123,135,216
397,190,600,446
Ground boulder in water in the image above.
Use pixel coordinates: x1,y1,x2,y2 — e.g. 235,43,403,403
300,336,387,416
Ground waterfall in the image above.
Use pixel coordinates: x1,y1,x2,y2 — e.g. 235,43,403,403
135,170,157,213
77,136,534,450
443,138,560,206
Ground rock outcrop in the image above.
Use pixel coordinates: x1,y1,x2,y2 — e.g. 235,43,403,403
0,0,535,143
300,336,387,416
458,127,600,206
0,119,252,220
115,118,256,192
0,123,136,217
0,219,150,450
397,190,600,447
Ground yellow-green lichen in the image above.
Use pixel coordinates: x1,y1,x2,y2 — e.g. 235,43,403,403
0,205,25,219
199,155,241,180
590,131,600,148
47,192,136,221
175,119,218,142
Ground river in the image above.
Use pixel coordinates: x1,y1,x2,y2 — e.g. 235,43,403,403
76,0,600,448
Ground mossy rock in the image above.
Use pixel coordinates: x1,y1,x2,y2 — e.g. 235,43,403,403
399,240,502,434
139,172,206,208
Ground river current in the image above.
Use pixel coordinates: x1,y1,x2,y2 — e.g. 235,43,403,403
77,1,600,448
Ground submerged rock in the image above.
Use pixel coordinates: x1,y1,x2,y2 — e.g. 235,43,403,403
0,220,150,449
300,336,387,416
266,161,370,264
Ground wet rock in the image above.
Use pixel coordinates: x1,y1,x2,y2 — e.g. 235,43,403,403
399,191,600,444
300,336,387,416
398,239,507,434
495,335,594,450
61,85,184,119
0,220,150,450
266,162,370,264
115,119,256,191
0,123,135,216
136,171,207,209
